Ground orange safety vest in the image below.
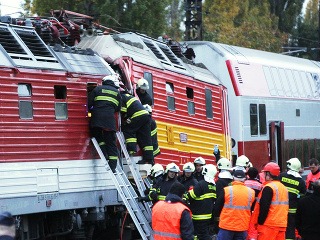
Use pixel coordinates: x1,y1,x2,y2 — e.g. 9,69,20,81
256,181,289,228
219,181,255,231
152,200,191,240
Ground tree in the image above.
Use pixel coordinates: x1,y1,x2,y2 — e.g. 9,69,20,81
202,0,287,52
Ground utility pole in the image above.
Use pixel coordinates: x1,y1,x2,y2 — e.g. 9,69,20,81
185,0,203,41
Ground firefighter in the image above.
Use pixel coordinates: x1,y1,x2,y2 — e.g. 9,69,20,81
139,163,164,203
187,164,217,240
152,182,194,240
279,158,306,240
88,75,121,173
296,179,320,240
143,104,160,157
215,157,233,199
193,157,206,182
179,162,198,191
214,170,255,240
120,91,154,164
234,155,250,172
305,158,320,195
251,162,289,240
148,163,180,202
136,78,152,106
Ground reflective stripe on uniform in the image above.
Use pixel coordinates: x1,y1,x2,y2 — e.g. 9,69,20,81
126,138,137,143
94,96,119,106
143,146,153,151
99,142,106,146
151,128,157,136
192,213,212,220
109,156,118,160
224,186,253,210
153,230,181,239
189,189,216,200
132,109,149,119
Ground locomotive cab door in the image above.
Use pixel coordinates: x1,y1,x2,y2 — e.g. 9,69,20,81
269,121,285,171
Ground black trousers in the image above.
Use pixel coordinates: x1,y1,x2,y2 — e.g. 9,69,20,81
193,220,211,240
122,115,154,162
92,127,118,171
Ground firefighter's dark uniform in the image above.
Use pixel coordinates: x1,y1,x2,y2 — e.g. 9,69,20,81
194,171,204,182
148,174,178,202
88,80,121,172
150,118,160,157
187,179,216,240
136,88,152,106
120,92,154,163
178,174,198,192
280,171,306,240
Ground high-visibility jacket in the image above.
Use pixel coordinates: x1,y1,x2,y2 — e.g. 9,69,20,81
306,170,320,194
219,181,255,231
256,181,289,228
152,200,191,240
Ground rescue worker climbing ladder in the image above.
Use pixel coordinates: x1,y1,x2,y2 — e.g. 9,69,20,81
120,91,154,164
88,75,121,173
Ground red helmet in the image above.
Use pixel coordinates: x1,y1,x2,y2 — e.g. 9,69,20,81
262,162,280,176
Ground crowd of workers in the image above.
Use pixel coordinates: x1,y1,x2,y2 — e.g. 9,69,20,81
87,74,320,240
148,156,320,240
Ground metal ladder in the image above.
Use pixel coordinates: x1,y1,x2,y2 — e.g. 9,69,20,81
116,131,153,217
91,137,153,240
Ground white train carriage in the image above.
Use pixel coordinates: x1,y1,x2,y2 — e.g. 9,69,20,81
185,41,320,170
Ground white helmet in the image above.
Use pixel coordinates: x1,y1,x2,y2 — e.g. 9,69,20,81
183,162,195,173
165,163,180,173
236,155,250,167
194,157,206,165
202,164,217,184
217,158,231,170
143,104,152,113
102,74,120,88
150,163,164,178
137,78,149,90
287,158,301,172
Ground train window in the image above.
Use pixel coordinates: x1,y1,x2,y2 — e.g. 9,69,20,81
279,68,292,97
205,89,213,119
187,101,195,115
259,104,267,135
296,109,300,117
250,104,258,136
54,85,67,99
55,103,68,120
18,83,32,97
19,100,33,119
167,96,175,111
166,82,174,93
186,87,194,99
143,72,154,102
286,70,299,98
166,82,175,110
263,66,277,96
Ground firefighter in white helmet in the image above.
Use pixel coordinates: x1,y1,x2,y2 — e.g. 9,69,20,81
139,163,165,203
179,162,198,191
88,74,121,173
234,155,250,172
279,158,306,240
147,163,180,203
194,157,206,182
215,158,233,199
187,164,217,240
136,78,152,106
